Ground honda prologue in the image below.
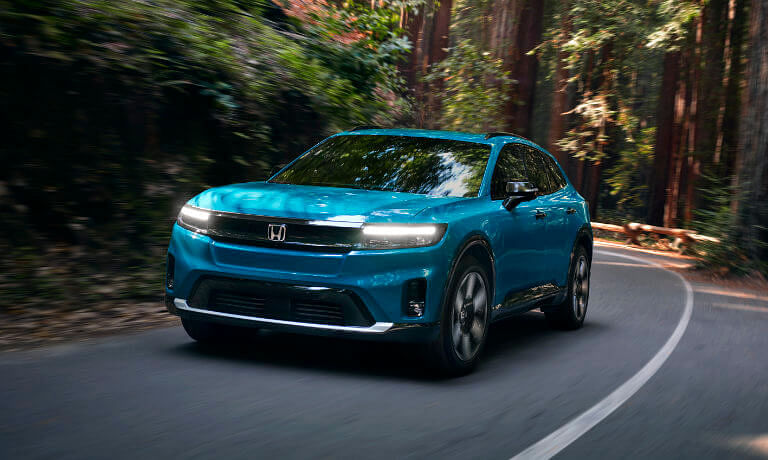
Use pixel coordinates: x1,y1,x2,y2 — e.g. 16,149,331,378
165,128,592,374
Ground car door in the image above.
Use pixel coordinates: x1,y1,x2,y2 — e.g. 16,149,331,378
521,146,563,289
489,143,549,309
538,151,576,277
538,150,584,286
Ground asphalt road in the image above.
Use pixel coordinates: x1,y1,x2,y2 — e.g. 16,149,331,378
2,245,767,459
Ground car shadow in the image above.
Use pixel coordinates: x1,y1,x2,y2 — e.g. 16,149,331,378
170,312,602,382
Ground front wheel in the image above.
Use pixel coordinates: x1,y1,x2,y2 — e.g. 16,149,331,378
545,245,590,330
425,258,491,376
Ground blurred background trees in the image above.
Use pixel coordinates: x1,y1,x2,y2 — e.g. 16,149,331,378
0,0,766,309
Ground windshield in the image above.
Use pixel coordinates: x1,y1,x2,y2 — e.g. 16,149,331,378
270,135,491,197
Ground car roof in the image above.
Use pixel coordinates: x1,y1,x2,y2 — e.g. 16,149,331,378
336,128,529,147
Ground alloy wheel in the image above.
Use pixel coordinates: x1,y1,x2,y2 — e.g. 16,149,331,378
450,271,488,361
572,255,589,320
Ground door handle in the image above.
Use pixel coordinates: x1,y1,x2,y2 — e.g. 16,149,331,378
535,211,547,220
566,208,577,215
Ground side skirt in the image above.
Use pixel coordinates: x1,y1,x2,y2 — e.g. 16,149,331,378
492,283,567,321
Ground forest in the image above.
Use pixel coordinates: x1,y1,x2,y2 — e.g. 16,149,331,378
0,0,766,312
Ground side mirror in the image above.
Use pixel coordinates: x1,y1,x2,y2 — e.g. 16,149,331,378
503,181,538,210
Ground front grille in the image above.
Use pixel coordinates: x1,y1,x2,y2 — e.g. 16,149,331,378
188,277,374,327
209,291,266,317
292,301,344,325
207,213,360,252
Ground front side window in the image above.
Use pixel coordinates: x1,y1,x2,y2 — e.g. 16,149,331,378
490,144,528,200
271,135,491,198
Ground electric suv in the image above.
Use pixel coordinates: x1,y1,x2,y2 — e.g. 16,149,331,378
165,128,592,374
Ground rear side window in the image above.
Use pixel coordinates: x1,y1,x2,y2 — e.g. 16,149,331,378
524,147,556,195
541,153,567,190
490,144,527,200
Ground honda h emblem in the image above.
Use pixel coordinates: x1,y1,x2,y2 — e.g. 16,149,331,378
267,223,287,242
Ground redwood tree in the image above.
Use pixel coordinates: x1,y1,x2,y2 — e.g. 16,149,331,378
505,0,545,136
546,1,572,175
647,51,680,226
735,0,768,264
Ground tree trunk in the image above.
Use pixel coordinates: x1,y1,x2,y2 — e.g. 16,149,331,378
647,51,680,226
723,0,748,178
735,0,768,263
683,9,704,224
489,0,519,59
403,7,426,91
424,0,453,129
402,1,435,128
505,0,544,137
573,48,595,195
546,2,571,175
664,39,694,228
585,42,614,220
713,0,736,164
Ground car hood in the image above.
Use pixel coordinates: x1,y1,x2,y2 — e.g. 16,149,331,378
189,182,464,223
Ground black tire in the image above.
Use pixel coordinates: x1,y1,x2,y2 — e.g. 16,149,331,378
545,245,590,330
425,257,491,376
181,317,251,344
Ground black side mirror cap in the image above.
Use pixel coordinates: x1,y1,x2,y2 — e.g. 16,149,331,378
503,181,538,210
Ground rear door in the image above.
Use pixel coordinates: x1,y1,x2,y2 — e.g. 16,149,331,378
539,150,583,285
523,147,571,287
489,143,549,304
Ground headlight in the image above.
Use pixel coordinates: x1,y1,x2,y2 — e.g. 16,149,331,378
360,224,447,249
177,205,210,233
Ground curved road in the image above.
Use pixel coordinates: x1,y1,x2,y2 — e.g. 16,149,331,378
2,245,767,459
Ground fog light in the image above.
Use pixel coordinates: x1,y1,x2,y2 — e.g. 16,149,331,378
166,255,175,289
408,300,425,317
405,278,427,317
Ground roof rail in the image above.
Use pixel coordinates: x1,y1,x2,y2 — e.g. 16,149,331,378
350,125,382,131
484,131,528,140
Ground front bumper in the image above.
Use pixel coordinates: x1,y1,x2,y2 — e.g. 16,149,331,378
166,296,439,342
165,224,453,341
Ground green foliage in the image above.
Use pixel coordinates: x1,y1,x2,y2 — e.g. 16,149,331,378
557,93,615,163
0,0,413,308
604,127,655,215
541,0,700,219
646,0,703,50
425,39,510,132
691,176,754,276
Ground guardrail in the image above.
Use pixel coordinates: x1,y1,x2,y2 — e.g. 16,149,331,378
591,222,720,251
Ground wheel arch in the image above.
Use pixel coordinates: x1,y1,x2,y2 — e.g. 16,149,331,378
552,224,593,305
574,223,594,262
440,234,497,317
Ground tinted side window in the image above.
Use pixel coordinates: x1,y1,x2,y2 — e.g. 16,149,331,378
524,147,555,195
541,153,567,191
490,144,527,200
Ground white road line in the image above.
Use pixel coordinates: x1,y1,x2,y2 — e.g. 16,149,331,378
510,249,694,460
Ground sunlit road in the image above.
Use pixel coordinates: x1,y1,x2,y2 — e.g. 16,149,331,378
2,245,768,459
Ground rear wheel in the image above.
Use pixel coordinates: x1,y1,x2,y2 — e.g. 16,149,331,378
181,317,251,344
425,258,491,376
545,245,590,330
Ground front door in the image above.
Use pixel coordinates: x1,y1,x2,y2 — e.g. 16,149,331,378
488,144,550,312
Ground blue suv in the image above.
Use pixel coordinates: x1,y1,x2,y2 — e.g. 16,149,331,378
165,128,592,374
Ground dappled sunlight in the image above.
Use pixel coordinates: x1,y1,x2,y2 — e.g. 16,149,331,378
695,287,768,303
726,434,768,457
711,303,768,314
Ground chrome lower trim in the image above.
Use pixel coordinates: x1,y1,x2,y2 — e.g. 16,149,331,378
174,298,393,333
